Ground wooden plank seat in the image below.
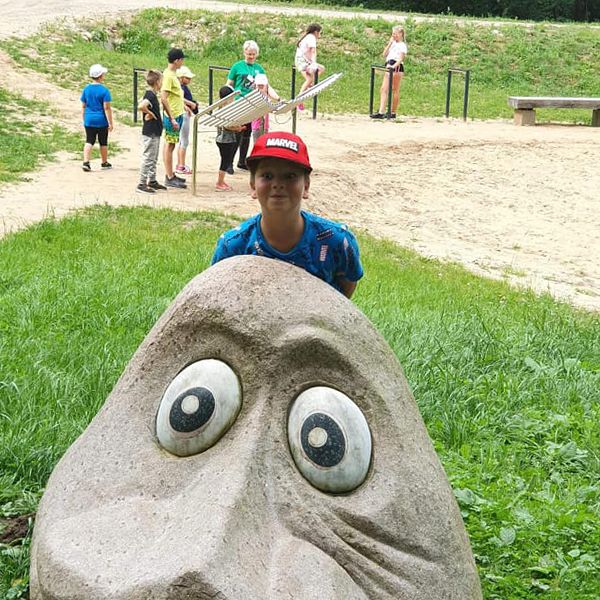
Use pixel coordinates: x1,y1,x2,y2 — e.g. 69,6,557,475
508,96,600,126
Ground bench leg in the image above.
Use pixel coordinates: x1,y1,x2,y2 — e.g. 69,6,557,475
514,109,536,126
592,109,600,127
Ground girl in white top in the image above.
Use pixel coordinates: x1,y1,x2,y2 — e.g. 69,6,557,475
371,26,408,120
294,23,325,109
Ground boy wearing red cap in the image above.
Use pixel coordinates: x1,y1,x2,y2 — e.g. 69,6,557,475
211,132,363,298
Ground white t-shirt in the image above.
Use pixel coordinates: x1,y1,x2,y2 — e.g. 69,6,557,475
386,41,408,63
295,33,317,62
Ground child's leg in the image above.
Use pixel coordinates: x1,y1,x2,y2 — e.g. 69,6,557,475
83,126,96,162
164,142,176,178
147,136,160,183
299,70,314,95
216,142,235,188
177,114,190,167
98,127,109,163
378,72,392,114
140,135,153,184
391,73,403,114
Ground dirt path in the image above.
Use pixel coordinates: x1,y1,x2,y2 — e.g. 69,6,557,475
0,6,599,312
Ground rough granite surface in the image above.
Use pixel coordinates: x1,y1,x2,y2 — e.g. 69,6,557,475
30,255,482,599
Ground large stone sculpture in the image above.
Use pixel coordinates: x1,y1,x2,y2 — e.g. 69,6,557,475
30,255,482,599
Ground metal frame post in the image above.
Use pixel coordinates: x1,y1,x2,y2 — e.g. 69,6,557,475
369,65,399,119
132,67,147,123
291,66,297,134
312,70,319,120
207,65,231,106
463,70,470,121
445,68,471,121
369,66,375,115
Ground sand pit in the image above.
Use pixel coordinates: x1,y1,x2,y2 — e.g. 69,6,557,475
0,5,598,312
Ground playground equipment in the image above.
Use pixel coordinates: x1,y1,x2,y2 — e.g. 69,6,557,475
445,68,471,121
208,65,321,133
368,64,395,119
190,73,343,195
132,67,149,123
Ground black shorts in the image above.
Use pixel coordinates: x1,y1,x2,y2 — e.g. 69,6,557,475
85,126,109,146
386,60,405,74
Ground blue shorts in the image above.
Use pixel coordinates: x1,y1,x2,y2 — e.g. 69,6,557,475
163,114,184,144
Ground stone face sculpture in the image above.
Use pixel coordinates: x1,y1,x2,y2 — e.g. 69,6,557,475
30,255,482,600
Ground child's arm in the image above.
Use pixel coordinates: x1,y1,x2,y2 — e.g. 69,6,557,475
161,91,179,130
383,38,393,59
138,98,157,120
334,230,363,299
103,101,113,132
81,102,86,126
267,86,281,102
336,278,358,299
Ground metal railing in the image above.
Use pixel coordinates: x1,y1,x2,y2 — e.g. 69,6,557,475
369,65,395,118
445,68,471,121
132,67,148,123
207,65,231,106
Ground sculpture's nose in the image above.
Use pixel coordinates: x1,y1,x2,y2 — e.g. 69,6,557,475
33,417,366,600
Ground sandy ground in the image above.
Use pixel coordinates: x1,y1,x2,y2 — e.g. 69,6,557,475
0,3,599,312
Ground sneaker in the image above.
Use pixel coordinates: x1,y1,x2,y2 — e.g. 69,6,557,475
147,180,167,191
136,183,156,195
101,162,112,169
175,164,193,175
173,174,186,183
370,113,384,119
388,113,397,119
82,161,91,172
165,175,187,189
237,163,249,171
226,165,234,175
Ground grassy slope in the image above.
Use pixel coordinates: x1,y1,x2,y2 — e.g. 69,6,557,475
0,207,598,598
0,88,81,183
2,8,600,124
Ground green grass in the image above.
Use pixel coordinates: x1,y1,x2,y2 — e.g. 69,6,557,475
2,9,600,124
0,206,598,599
0,88,82,183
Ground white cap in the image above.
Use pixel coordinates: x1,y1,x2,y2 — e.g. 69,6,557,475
89,64,108,78
176,66,195,79
254,73,268,86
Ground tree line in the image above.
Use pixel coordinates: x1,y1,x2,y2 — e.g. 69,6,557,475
308,0,600,22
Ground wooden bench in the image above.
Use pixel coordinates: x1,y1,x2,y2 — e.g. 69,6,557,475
508,96,600,126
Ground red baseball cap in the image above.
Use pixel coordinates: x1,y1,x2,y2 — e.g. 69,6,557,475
247,131,312,172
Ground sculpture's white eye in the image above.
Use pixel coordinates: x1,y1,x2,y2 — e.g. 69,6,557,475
156,359,241,457
288,387,372,494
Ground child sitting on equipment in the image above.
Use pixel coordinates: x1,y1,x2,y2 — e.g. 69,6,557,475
211,132,363,298
251,73,280,142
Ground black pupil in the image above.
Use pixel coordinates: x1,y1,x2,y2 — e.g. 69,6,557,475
169,387,215,432
300,412,346,467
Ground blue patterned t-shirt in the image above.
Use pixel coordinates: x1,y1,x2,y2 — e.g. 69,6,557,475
211,211,363,293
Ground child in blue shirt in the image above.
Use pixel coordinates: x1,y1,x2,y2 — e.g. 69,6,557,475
211,132,363,298
80,64,113,172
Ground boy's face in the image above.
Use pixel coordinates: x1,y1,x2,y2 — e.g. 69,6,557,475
179,76,191,85
250,158,310,215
